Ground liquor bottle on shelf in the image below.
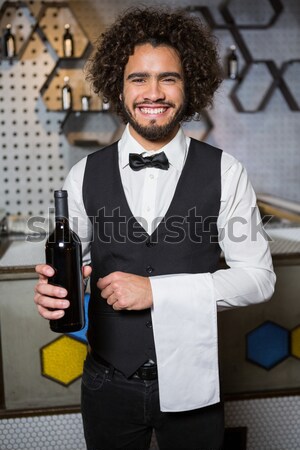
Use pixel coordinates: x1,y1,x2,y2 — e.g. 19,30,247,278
102,97,110,111
3,24,16,58
81,95,90,111
61,76,73,110
227,45,239,80
63,23,74,57
45,190,85,333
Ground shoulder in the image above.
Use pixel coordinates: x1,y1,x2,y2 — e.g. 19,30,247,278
189,138,244,176
87,141,119,163
221,151,246,180
189,137,222,155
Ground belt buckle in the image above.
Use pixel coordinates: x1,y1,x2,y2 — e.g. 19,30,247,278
136,365,157,380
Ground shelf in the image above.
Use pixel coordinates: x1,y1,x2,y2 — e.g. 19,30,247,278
39,56,96,112
35,1,90,60
0,1,37,61
229,60,300,112
219,0,283,29
185,0,299,113
281,60,300,112
60,110,124,147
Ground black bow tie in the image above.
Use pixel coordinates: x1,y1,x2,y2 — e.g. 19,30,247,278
129,152,169,171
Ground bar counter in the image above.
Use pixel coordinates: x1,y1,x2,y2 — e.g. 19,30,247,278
0,226,300,412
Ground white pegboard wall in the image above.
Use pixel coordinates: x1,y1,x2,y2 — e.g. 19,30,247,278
0,0,299,219
0,4,69,217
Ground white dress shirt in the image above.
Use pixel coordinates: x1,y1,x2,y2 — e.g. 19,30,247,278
63,124,275,412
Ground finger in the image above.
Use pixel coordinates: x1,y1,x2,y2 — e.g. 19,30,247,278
112,301,122,311
34,291,70,310
35,264,55,280
98,271,125,290
35,282,67,299
97,275,111,290
37,304,66,320
106,293,119,306
100,284,114,300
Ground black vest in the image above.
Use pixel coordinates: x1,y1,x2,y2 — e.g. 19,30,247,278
82,138,222,377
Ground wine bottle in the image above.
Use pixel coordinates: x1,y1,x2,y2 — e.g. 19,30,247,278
45,190,85,333
61,76,72,110
3,24,16,58
227,45,238,80
63,23,74,57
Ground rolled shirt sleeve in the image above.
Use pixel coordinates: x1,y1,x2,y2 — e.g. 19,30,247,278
63,156,92,266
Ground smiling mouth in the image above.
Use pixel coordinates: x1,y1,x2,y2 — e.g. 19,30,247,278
138,107,169,115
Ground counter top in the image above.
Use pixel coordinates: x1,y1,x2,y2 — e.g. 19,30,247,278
1,227,300,280
0,236,45,280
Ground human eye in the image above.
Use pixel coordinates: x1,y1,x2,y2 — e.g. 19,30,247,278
162,77,176,84
161,73,181,84
131,77,146,84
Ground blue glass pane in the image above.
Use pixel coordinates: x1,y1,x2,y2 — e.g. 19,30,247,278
247,321,289,369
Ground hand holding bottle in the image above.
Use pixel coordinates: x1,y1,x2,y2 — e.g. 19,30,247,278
34,263,92,320
35,189,89,332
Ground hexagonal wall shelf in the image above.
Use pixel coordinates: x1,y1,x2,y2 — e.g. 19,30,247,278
246,321,289,370
219,0,283,29
40,58,96,112
60,110,124,147
36,1,89,60
230,61,274,112
0,0,37,61
281,60,300,111
41,335,87,386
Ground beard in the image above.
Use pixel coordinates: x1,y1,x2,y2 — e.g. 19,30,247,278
120,99,187,141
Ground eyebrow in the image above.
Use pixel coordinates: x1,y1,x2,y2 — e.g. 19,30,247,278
126,72,183,80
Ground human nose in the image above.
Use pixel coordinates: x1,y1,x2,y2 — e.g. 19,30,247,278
143,79,165,102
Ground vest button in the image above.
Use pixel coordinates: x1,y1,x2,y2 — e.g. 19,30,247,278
146,321,152,328
146,265,154,274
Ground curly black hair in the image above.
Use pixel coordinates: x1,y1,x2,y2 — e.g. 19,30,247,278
86,7,223,122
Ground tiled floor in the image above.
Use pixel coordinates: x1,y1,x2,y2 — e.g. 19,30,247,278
1,396,300,450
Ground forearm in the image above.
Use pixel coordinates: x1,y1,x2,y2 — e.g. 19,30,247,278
150,264,275,315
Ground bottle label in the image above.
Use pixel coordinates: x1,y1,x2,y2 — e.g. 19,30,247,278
229,61,238,79
102,101,110,111
81,96,89,111
62,90,71,109
64,39,72,57
7,37,15,58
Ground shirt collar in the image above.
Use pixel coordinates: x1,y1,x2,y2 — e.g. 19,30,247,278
119,124,188,172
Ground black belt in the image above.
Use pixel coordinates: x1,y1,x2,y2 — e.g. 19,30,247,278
133,363,158,380
90,351,157,380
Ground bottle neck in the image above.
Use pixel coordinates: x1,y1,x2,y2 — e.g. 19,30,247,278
54,195,69,225
55,217,69,227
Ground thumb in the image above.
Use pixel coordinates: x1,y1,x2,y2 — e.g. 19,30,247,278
83,265,92,279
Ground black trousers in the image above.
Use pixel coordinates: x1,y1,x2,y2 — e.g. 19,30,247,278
81,353,224,450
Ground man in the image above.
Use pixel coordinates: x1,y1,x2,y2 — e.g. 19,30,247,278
34,7,275,450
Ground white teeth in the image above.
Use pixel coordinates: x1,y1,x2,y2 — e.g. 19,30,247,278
140,107,167,114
